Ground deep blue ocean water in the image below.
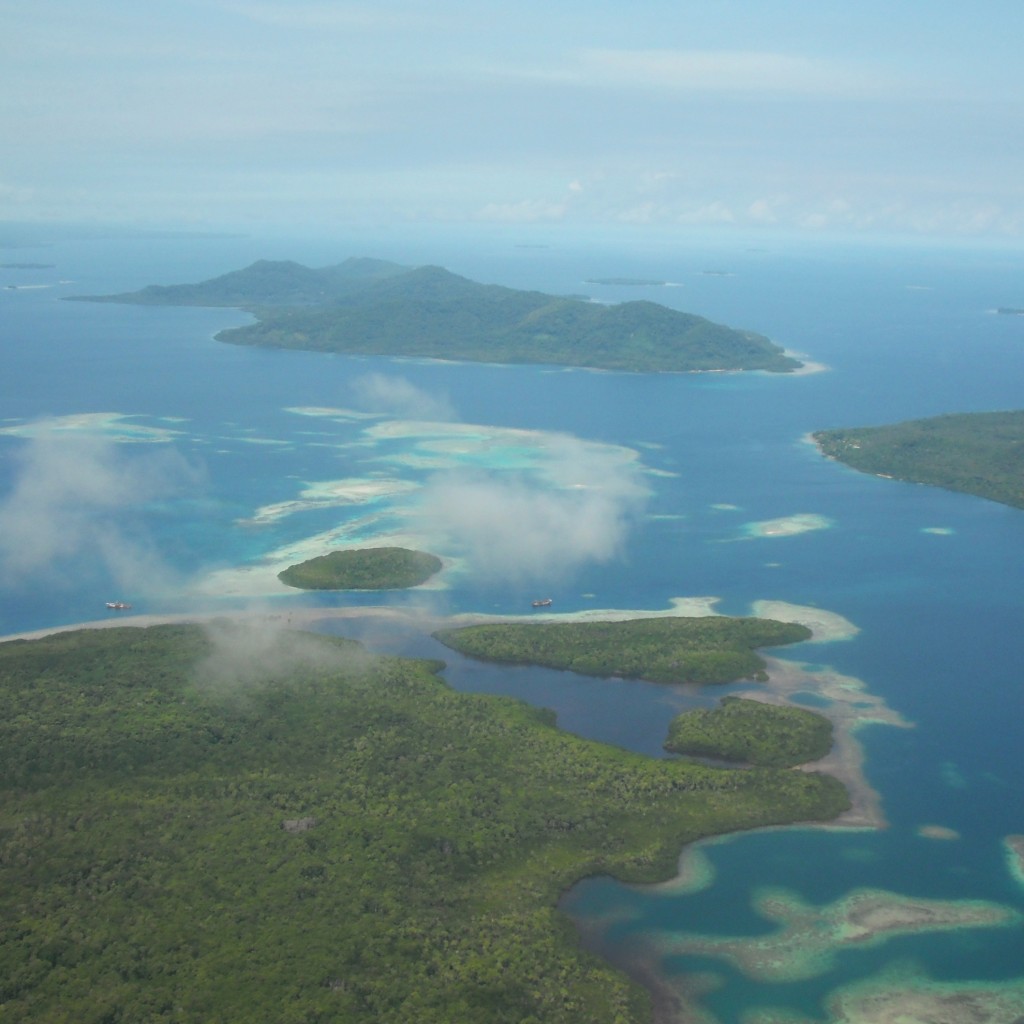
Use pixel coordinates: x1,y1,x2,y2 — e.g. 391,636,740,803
2,226,1023,1021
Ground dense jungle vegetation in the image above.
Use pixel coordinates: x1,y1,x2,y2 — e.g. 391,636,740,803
814,410,1024,509
278,547,442,590
0,624,847,1023
433,616,812,685
73,258,801,373
664,696,834,767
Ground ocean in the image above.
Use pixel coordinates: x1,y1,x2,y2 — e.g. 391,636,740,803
2,225,1023,1022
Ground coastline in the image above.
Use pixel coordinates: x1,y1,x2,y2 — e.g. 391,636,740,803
0,596,896,833
738,654,910,830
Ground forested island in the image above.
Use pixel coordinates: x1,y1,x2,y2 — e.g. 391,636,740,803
278,547,442,590
71,257,801,373
0,624,847,1023
814,410,1024,509
434,616,812,685
665,696,834,767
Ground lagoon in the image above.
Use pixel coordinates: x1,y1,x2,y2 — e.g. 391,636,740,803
2,227,1023,1022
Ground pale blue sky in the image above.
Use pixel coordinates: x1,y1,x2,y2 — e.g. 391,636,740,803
3,0,1023,238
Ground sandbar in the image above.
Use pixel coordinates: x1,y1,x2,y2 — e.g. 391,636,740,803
820,969,1024,1024
742,512,833,539
0,411,182,443
283,405,379,421
751,600,858,642
736,653,908,830
1003,835,1024,889
241,477,418,524
781,352,828,376
659,887,1020,983
918,824,961,841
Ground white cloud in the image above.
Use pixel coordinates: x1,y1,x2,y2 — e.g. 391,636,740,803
574,48,898,97
194,617,368,694
0,436,199,593
350,373,455,421
220,1,428,30
420,436,649,583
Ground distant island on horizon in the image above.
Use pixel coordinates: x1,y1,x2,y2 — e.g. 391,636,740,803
814,410,1024,509
71,257,802,374
584,276,669,286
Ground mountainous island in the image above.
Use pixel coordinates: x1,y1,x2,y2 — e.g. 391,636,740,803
0,623,847,1023
72,257,801,373
814,410,1024,509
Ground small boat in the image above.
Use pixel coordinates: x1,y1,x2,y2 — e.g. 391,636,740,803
105,601,132,611
531,598,552,608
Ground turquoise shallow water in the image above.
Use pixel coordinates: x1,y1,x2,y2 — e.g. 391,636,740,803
2,227,1023,1020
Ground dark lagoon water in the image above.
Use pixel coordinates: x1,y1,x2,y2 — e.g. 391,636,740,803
2,226,1023,1021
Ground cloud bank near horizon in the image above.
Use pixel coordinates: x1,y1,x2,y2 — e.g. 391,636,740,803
3,2,1022,238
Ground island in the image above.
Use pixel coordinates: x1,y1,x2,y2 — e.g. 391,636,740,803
433,616,812,685
584,277,668,286
664,695,834,767
70,257,802,373
813,410,1024,509
277,546,442,590
0,262,55,269
996,307,1024,315
0,623,848,1023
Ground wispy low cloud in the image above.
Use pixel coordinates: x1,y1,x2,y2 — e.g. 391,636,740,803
194,617,371,695
350,373,455,421
0,435,200,593
575,48,896,97
220,1,432,31
420,436,649,583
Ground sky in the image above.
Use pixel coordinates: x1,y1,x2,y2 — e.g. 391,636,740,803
3,0,1024,239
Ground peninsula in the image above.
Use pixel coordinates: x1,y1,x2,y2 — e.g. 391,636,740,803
71,257,801,373
433,615,812,685
277,546,442,590
0,623,847,1023
813,410,1024,509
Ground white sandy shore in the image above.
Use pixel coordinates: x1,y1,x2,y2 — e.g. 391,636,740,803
0,599,722,645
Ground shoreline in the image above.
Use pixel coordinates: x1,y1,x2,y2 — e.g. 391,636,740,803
3,600,904,1024
740,653,911,830
1,597,895,831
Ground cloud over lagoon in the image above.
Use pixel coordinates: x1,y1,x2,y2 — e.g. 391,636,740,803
0,435,200,593
420,434,649,583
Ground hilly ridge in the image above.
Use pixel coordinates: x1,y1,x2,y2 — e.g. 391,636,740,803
74,258,802,373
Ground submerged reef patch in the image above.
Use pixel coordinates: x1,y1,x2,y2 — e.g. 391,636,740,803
659,887,1020,983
